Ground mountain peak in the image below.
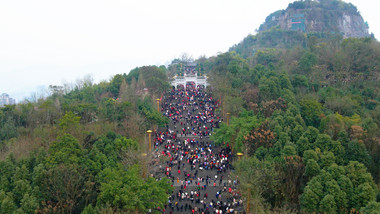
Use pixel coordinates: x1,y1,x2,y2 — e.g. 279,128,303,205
258,0,369,38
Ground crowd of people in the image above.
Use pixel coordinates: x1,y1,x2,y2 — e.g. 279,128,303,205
153,84,243,214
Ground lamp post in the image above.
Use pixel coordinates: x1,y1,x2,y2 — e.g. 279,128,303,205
147,130,152,152
237,152,243,161
156,98,160,112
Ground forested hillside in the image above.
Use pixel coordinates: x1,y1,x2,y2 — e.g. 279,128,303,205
0,66,173,213
206,15,380,214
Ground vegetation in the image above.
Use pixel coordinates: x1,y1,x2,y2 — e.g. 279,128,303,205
206,26,379,213
0,66,172,213
0,0,379,213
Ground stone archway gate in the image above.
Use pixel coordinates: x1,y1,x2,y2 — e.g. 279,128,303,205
171,75,208,89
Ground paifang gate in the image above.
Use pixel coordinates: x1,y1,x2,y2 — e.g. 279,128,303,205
171,62,208,89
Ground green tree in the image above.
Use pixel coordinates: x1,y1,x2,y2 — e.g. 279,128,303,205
319,194,337,214
325,179,348,211
345,161,375,188
259,76,281,101
314,134,345,164
299,99,323,127
0,116,19,141
109,74,124,97
1,194,16,214
352,183,377,211
302,126,320,144
0,156,16,192
320,112,346,140
97,164,172,213
300,188,320,213
303,149,319,162
13,164,30,183
305,159,320,178
300,179,323,212
20,193,39,214
298,51,317,73
360,201,380,214
46,134,83,168
39,164,92,214
320,151,336,168
343,140,371,166
301,160,378,213
233,157,279,212
281,144,297,157
296,136,311,156
276,155,304,207
58,111,81,135
13,179,32,204
211,111,260,152
337,175,354,205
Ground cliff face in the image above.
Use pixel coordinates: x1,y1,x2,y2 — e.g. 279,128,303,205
259,0,369,38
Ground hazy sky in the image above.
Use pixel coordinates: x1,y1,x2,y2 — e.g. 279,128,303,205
0,0,378,102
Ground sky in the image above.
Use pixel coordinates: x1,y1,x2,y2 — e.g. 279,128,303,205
0,0,378,102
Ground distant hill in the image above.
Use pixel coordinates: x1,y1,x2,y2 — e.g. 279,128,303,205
229,0,373,59
259,0,369,38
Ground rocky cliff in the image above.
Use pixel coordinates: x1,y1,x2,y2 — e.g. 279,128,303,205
259,0,369,38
